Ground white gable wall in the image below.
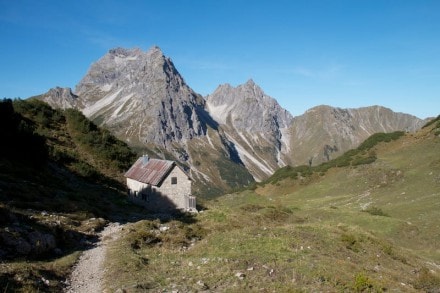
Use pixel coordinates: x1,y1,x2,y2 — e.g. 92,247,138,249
158,166,192,209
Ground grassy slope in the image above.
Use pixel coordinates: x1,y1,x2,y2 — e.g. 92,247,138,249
0,99,142,292
104,119,440,292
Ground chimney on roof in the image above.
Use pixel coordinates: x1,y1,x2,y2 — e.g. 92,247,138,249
142,155,149,166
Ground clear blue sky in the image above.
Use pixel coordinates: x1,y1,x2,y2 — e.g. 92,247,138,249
1,0,439,118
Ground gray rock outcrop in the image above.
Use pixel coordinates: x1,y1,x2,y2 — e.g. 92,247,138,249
35,87,78,109
206,80,293,180
75,46,208,148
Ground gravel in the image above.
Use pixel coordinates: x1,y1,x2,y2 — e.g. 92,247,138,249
64,222,123,293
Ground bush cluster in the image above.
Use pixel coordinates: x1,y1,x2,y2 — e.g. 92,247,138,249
266,131,405,185
64,109,136,171
362,206,389,217
422,115,440,129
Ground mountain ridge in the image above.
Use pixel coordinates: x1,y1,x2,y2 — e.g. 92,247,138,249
35,45,426,194
289,104,425,166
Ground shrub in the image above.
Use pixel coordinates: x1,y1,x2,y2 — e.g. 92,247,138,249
422,115,440,128
341,233,360,252
413,267,440,291
353,272,382,292
358,131,405,151
71,161,99,179
351,155,376,166
240,204,264,212
129,230,161,250
261,131,405,187
362,206,389,217
263,205,294,223
64,108,136,171
381,243,407,264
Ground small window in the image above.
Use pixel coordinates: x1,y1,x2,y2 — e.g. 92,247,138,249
171,177,177,184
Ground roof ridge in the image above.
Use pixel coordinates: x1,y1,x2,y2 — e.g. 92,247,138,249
124,157,176,186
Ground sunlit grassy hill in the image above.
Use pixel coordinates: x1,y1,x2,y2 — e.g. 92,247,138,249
104,116,440,292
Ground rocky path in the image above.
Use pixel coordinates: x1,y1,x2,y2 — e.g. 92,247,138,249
64,222,123,293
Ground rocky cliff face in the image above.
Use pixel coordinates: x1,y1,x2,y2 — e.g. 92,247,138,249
289,105,425,166
34,87,79,109
206,80,293,180
74,46,209,148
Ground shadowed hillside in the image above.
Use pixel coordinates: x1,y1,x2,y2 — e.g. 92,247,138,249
0,99,141,291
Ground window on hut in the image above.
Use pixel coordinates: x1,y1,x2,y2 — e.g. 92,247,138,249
171,177,177,184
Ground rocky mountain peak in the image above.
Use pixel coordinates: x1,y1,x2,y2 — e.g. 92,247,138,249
108,47,142,57
244,78,256,87
38,46,209,150
146,45,164,57
34,87,78,110
206,79,294,180
206,80,292,130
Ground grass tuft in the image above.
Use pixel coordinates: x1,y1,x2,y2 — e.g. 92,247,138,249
413,267,440,292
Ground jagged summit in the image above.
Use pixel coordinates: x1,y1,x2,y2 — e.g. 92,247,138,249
32,87,78,110
206,79,293,180
206,79,292,131
39,46,208,149
107,46,162,58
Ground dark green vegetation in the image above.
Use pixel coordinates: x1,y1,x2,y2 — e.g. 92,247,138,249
103,119,440,292
0,99,139,292
267,131,404,185
423,114,440,136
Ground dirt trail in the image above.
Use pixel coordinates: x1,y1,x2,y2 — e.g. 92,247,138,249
64,222,123,293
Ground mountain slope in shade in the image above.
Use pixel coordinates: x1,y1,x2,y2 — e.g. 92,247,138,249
289,105,426,166
206,80,293,181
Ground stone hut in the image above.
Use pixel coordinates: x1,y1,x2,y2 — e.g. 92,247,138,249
124,156,196,212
